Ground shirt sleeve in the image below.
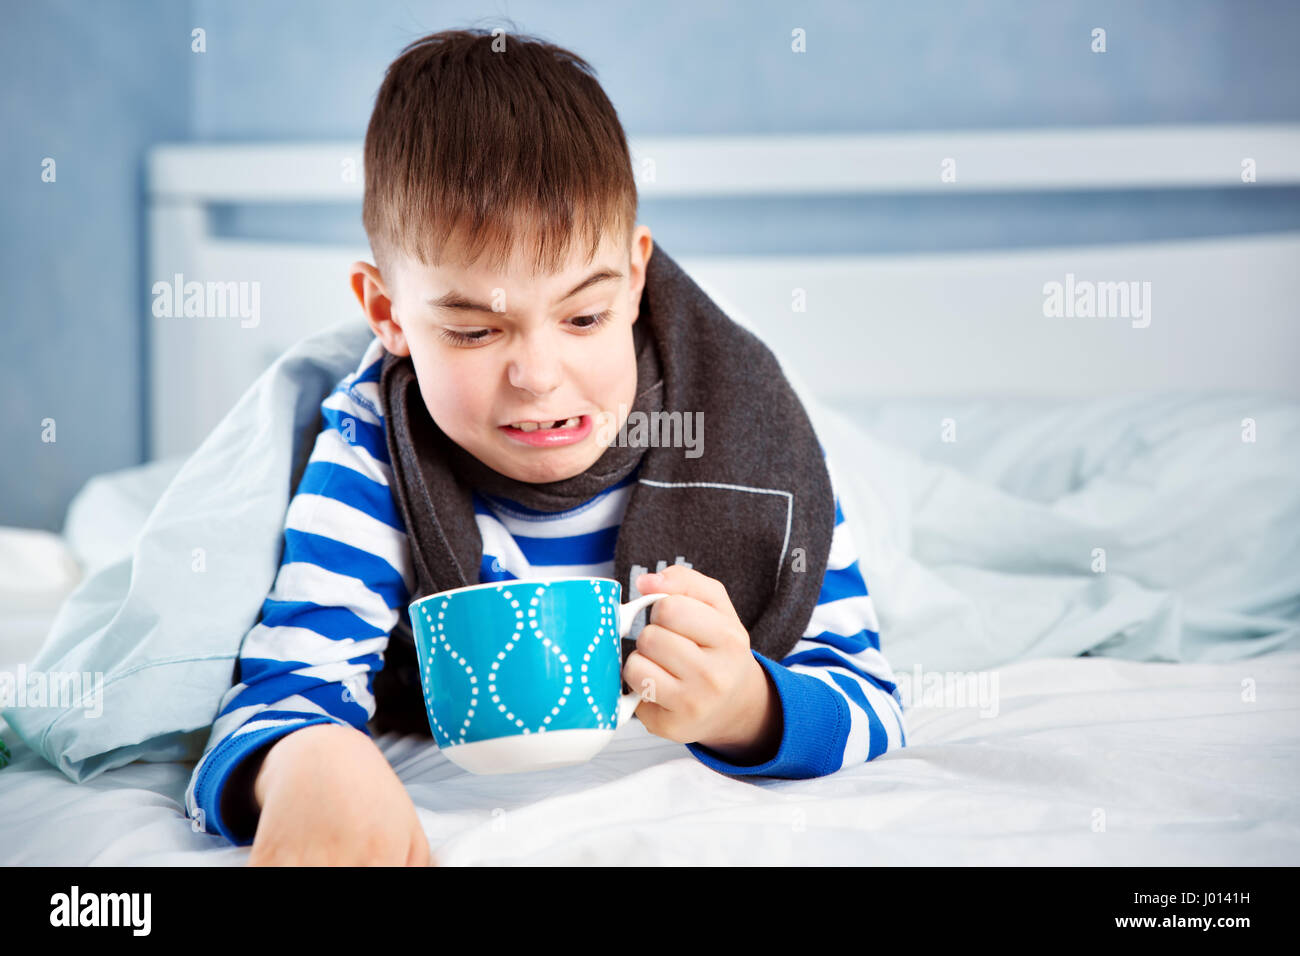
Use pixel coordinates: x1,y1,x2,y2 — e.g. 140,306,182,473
183,344,414,846
686,449,906,778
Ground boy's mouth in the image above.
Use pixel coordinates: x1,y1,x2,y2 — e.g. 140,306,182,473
502,416,583,432
499,414,592,447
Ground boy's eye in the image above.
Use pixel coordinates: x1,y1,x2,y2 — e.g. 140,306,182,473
570,310,611,330
439,327,492,345
437,310,612,347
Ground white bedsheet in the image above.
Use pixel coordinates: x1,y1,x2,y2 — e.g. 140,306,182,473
2,649,1296,865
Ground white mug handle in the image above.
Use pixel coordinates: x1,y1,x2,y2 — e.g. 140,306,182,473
616,591,670,727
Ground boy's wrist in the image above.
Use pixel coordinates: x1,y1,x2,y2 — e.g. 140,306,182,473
254,721,364,807
696,657,782,765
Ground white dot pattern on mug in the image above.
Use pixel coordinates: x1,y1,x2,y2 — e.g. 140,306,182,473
419,598,479,744
581,587,616,725
419,580,620,745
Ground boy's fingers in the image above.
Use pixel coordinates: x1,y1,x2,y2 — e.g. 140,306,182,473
645,598,728,650
639,564,734,616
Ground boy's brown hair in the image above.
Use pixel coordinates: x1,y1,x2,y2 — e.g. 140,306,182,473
362,25,639,281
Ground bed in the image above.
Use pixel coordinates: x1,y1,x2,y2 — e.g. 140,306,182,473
3,126,1299,865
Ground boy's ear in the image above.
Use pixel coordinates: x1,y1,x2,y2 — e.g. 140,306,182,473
627,225,654,307
350,261,409,356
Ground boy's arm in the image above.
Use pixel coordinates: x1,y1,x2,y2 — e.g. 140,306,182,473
185,349,413,845
686,451,906,778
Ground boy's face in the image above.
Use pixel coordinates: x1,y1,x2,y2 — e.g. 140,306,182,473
352,224,653,485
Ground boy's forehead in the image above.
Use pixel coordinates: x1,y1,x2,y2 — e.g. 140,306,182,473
400,236,626,304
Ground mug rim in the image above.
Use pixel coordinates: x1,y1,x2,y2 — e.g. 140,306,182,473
409,575,621,607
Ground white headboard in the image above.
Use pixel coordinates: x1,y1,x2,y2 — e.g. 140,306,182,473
147,124,1300,459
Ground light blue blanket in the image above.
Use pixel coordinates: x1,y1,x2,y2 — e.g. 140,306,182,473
814,392,1300,675
3,319,376,781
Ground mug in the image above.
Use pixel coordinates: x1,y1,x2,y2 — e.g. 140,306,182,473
407,576,668,774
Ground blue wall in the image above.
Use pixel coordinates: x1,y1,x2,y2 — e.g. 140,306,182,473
1,0,190,531
3,0,1299,530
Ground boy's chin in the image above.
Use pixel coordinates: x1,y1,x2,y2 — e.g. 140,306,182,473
508,457,590,485
501,447,601,485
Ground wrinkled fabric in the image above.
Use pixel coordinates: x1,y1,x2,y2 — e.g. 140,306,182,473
2,319,376,781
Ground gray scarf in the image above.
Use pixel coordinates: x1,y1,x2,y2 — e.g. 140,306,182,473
370,245,834,737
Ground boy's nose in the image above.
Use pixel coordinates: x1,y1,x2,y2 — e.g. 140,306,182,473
506,336,564,396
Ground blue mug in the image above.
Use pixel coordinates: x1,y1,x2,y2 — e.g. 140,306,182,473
408,577,668,774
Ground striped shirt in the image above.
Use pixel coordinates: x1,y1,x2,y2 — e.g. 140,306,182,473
185,337,907,846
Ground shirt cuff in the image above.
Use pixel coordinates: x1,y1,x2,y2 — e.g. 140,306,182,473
685,649,849,778
194,716,342,846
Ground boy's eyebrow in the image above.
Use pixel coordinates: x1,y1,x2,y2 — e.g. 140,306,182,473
427,268,624,315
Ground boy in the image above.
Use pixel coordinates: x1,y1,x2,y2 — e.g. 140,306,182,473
184,27,905,866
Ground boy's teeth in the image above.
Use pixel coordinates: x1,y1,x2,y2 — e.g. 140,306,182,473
512,417,581,432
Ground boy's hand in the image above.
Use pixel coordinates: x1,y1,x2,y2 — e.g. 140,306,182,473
247,722,434,866
625,564,782,763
